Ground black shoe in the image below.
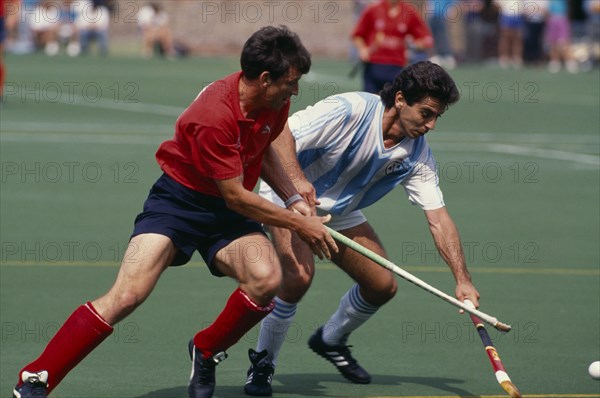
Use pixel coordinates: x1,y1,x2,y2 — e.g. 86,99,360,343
13,371,48,398
244,349,274,396
308,327,371,384
188,339,227,398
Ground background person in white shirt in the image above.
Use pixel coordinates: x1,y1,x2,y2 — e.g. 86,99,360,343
137,2,173,58
75,0,110,56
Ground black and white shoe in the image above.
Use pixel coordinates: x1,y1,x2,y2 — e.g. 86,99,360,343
244,349,274,396
13,371,48,398
308,327,371,384
188,339,227,398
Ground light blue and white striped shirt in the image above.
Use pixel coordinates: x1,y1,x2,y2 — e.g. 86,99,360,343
264,92,445,215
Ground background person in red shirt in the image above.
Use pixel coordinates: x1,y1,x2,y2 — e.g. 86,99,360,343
0,0,6,99
12,25,338,398
352,0,434,93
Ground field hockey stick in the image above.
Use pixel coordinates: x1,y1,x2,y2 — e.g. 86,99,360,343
464,299,522,398
348,61,364,78
324,226,512,332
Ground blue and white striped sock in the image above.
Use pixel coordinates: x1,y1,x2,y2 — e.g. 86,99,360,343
322,284,379,346
256,297,297,366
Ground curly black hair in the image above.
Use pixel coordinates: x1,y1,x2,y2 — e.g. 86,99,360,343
380,61,460,108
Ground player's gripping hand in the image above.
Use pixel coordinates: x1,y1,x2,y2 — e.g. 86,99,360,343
294,178,319,216
293,212,338,260
289,199,311,216
455,280,480,314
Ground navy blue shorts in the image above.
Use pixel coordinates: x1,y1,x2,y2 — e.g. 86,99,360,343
132,173,266,276
0,18,5,43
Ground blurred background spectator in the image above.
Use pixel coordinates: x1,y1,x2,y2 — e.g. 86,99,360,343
4,0,20,48
28,0,60,55
5,0,34,54
137,2,173,58
583,0,600,67
0,0,597,71
58,0,80,57
349,0,373,62
75,0,110,56
427,0,457,68
462,0,484,63
461,0,501,64
351,0,433,93
522,0,548,65
480,0,501,61
545,0,579,72
497,0,525,68
1,0,6,100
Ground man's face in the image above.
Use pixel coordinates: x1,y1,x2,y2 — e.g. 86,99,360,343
264,67,302,110
397,96,446,139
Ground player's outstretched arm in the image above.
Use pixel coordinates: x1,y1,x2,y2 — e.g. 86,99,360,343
424,207,480,309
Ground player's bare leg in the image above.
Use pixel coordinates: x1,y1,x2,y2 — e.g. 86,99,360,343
306,221,396,385
244,225,315,396
188,233,281,398
93,233,177,323
331,222,397,307
14,234,177,397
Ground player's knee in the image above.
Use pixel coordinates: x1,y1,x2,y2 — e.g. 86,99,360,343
248,265,282,301
385,279,398,301
279,267,312,302
363,277,397,306
113,290,145,314
284,260,312,283
279,280,310,303
259,275,282,298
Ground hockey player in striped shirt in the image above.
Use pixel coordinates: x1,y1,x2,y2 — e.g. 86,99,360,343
244,61,481,396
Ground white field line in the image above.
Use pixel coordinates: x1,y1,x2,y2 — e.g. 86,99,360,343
434,142,600,166
0,121,173,134
2,119,598,165
2,122,598,146
64,94,184,116
5,90,185,116
431,131,599,145
3,122,597,145
305,71,600,107
486,143,600,166
0,122,172,145
2,129,599,165
0,131,165,145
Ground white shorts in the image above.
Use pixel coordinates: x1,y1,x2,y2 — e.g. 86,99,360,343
258,181,367,231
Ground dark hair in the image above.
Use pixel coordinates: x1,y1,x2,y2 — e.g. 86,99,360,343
380,61,460,109
240,25,311,81
149,2,162,12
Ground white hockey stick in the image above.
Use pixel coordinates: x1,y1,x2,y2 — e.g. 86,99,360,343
325,226,511,332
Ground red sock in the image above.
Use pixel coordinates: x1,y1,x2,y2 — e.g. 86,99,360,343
194,288,274,358
17,302,113,393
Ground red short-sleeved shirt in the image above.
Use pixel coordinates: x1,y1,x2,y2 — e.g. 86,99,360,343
156,72,289,198
352,0,432,66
